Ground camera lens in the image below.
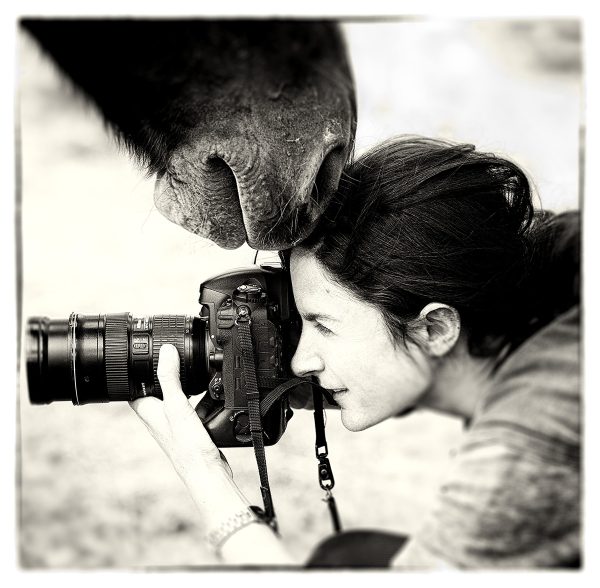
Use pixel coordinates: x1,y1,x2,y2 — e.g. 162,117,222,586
26,313,207,405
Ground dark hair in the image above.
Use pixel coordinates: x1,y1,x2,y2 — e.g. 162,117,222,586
296,136,580,357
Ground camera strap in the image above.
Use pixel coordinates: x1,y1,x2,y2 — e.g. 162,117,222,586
312,383,342,533
236,319,278,532
257,376,343,534
235,317,342,536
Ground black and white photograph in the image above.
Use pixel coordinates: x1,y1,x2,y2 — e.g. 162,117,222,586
5,1,596,580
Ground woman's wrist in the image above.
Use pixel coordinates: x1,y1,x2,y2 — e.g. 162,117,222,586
219,519,296,565
177,460,250,529
177,462,294,565
205,506,264,555
179,463,295,565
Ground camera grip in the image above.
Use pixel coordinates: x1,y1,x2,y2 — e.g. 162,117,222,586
195,393,253,447
195,392,220,420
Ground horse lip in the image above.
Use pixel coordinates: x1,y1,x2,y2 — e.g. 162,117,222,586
242,200,323,250
237,146,345,249
153,166,248,249
156,133,348,250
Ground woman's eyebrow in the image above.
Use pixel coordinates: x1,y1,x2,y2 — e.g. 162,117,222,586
302,312,339,323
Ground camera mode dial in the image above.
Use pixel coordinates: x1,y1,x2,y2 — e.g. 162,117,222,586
234,283,264,304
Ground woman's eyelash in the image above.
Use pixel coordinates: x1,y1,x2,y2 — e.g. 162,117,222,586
313,321,333,335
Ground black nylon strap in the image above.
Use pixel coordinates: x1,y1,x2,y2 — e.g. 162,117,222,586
313,386,328,455
233,316,342,535
324,490,342,533
257,375,292,389
236,320,277,531
259,377,308,416
257,378,343,533
312,384,342,533
219,330,236,408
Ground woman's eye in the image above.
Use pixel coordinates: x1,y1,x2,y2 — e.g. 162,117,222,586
314,321,333,336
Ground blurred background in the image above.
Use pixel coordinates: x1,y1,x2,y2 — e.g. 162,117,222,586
17,18,581,568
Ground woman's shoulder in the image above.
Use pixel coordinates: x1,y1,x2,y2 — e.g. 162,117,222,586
472,304,580,461
504,303,580,367
409,306,582,568
494,303,580,390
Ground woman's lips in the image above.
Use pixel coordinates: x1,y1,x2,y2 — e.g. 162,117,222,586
330,388,348,396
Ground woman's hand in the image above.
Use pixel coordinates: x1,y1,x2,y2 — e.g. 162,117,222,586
129,344,231,479
129,344,296,565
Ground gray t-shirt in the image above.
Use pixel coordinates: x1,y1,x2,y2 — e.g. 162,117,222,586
393,305,580,569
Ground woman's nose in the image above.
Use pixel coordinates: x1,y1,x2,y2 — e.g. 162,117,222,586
291,335,324,377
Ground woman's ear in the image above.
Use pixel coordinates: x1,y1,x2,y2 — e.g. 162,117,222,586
414,303,461,357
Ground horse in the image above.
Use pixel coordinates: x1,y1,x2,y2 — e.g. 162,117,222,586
22,19,356,250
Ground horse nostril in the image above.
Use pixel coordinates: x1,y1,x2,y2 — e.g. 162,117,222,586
310,145,345,207
205,156,238,195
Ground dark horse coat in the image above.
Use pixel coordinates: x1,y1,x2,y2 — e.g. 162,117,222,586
22,19,356,250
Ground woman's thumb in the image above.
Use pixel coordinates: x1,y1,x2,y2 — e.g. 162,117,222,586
157,344,195,417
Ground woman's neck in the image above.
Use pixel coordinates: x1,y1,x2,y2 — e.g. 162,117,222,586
420,341,497,420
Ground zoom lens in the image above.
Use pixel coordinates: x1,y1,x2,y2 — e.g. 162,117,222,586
26,313,207,405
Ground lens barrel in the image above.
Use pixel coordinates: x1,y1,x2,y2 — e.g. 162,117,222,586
26,313,206,405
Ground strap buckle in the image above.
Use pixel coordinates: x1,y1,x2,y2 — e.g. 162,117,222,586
317,455,335,490
316,442,329,459
234,304,252,326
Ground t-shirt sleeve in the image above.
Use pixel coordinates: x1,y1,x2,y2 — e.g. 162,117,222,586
392,437,580,569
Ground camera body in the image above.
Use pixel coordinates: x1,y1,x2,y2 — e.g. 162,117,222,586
197,265,299,447
26,265,304,447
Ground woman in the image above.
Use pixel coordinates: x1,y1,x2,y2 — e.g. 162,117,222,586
131,137,580,568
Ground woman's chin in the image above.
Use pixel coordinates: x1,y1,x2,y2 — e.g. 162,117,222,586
340,409,370,432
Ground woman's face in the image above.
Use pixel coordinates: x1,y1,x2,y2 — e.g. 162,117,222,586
290,249,434,431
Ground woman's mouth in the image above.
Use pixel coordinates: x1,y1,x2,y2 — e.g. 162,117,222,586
330,388,348,396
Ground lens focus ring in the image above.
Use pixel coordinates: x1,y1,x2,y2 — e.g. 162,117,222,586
104,313,131,400
152,315,187,394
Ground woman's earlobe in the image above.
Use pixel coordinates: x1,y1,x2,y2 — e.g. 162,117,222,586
417,303,461,357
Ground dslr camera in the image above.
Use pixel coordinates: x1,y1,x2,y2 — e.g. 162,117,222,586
26,264,306,447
